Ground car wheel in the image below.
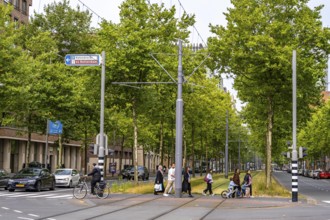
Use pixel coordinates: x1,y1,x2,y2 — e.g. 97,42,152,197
9,189,15,192
50,180,55,190
35,181,41,192
4,187,7,190
142,174,145,181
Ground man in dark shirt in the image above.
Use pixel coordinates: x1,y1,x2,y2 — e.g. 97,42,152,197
88,163,101,194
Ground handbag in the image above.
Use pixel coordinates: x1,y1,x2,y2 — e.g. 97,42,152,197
154,183,162,192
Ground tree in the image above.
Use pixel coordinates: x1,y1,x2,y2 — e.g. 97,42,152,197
208,0,330,188
96,0,195,183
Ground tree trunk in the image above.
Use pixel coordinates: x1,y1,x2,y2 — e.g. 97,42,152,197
119,135,125,173
266,98,274,189
191,122,195,177
132,101,138,184
159,119,164,166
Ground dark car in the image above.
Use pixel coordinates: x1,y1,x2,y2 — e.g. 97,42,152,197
120,165,134,179
128,166,149,181
0,169,10,190
8,168,55,192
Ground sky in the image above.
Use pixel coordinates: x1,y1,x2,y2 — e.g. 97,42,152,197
31,0,330,110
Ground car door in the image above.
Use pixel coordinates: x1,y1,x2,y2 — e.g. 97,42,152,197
40,169,51,188
0,171,9,188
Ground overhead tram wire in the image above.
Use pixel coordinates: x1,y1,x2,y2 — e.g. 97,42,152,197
176,0,206,46
77,0,106,23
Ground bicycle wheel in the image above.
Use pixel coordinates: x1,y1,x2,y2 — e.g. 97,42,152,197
95,185,110,199
73,182,88,199
221,190,228,199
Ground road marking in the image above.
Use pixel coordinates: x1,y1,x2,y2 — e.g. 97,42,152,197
323,201,330,204
1,207,9,210
46,194,72,199
28,194,57,198
14,210,23,213
28,214,39,217
6,193,38,197
17,217,34,220
0,193,25,197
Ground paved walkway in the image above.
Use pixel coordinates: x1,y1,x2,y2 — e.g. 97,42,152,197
54,193,328,220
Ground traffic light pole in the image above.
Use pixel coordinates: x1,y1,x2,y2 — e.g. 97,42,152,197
99,51,106,181
292,50,298,202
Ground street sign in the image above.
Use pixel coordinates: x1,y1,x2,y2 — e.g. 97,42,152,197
49,120,63,134
65,54,101,66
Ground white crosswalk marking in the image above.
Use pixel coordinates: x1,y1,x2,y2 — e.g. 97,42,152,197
0,192,73,200
323,201,330,204
46,195,72,199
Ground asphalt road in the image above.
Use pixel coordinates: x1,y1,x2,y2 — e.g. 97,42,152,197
272,171,330,203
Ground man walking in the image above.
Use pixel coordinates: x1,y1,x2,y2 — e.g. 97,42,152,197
163,163,175,196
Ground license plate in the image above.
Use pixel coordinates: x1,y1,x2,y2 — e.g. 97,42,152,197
16,184,25,187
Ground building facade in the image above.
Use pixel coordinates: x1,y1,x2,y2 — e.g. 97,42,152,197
1,0,33,24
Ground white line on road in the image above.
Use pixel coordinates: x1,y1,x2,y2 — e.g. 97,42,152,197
6,193,39,198
14,210,23,213
323,201,330,204
1,207,9,210
28,214,39,217
17,217,34,220
46,195,72,199
28,194,57,198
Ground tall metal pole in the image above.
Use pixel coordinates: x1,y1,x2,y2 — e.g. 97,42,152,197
292,50,298,202
44,120,49,169
175,40,183,198
99,51,106,181
225,110,229,179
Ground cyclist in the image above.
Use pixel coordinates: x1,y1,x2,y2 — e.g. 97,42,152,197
88,163,101,195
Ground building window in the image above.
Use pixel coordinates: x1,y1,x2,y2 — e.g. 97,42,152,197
22,0,27,15
13,0,20,11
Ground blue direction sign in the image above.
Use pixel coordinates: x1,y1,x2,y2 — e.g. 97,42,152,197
48,120,63,135
65,54,101,66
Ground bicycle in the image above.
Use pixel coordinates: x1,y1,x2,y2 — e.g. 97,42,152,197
221,187,240,199
73,176,110,199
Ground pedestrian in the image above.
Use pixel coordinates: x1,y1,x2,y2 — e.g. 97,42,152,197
154,165,165,195
243,169,252,198
182,166,193,197
88,163,101,195
163,163,175,196
232,168,241,198
202,169,214,196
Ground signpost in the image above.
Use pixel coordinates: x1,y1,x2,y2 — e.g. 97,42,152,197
65,52,106,181
65,54,101,66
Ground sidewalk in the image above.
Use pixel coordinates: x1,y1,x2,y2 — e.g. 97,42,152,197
65,193,323,220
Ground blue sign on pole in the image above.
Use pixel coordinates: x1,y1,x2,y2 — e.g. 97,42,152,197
65,54,101,66
49,120,63,135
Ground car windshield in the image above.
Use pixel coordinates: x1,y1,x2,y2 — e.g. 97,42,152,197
55,170,72,175
18,168,41,175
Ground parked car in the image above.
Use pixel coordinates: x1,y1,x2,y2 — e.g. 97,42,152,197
0,169,9,190
316,170,330,179
54,168,80,187
128,166,149,181
120,165,134,179
312,169,322,179
303,169,309,177
7,168,55,192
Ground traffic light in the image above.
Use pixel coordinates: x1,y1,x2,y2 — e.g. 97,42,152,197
281,152,290,159
299,146,307,158
89,144,98,155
